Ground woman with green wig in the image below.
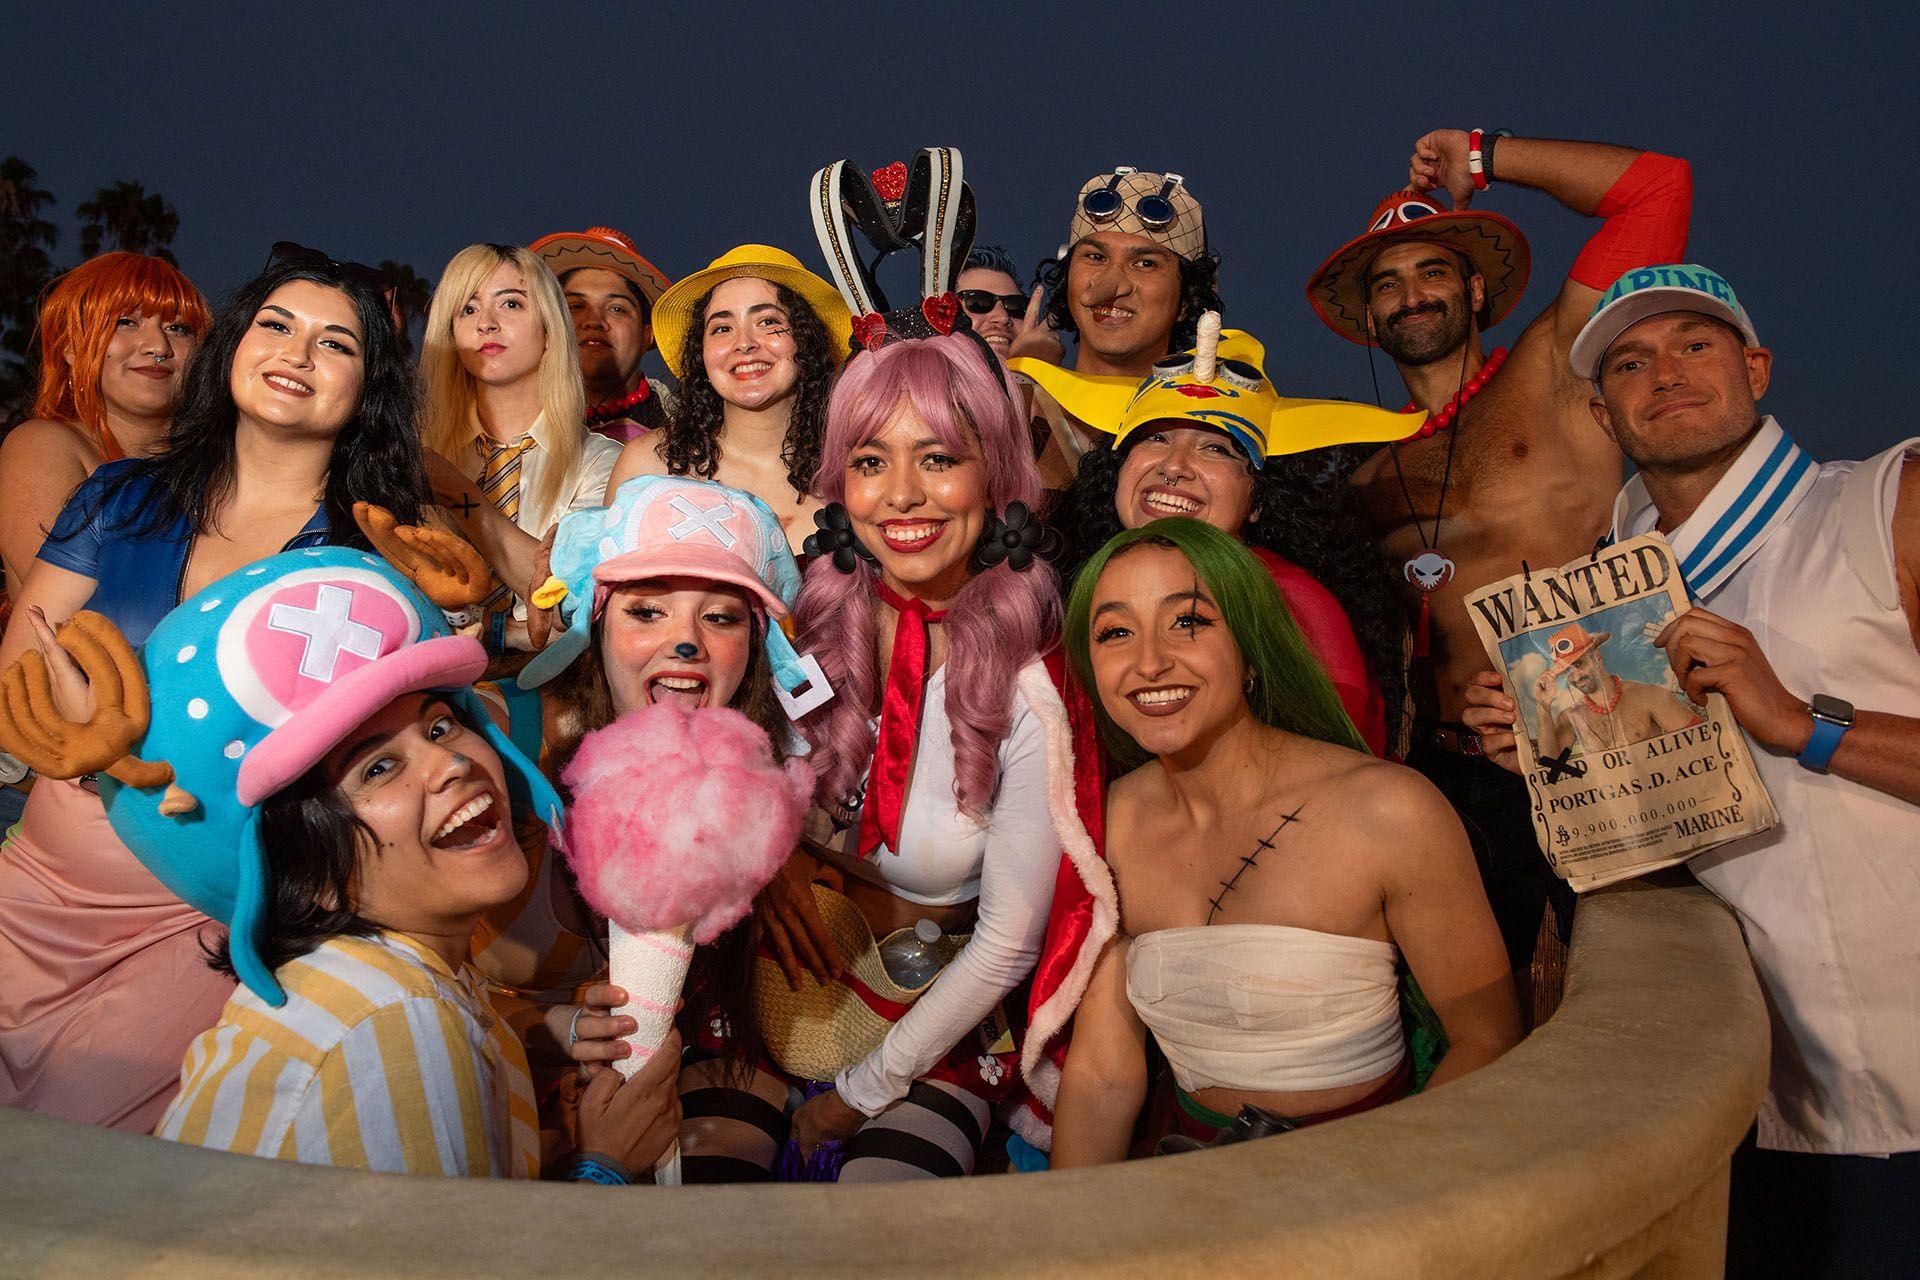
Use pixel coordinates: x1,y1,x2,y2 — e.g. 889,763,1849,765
1033,519,1520,1165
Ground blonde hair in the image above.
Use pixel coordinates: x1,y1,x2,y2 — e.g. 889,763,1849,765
421,244,586,522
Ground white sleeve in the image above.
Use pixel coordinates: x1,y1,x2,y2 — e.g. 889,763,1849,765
569,434,623,515
834,695,1060,1114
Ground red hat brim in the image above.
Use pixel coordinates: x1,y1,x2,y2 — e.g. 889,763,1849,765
1306,210,1531,345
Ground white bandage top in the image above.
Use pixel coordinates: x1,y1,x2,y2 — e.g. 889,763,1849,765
1125,924,1406,1094
804,664,1064,1115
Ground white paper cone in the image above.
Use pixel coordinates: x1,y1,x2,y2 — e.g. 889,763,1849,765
608,920,693,1186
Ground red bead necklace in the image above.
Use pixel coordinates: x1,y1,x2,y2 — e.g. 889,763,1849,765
1580,675,1624,715
1398,346,1509,440
585,380,652,424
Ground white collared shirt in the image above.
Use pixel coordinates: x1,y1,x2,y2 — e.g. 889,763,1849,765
1612,417,1920,1155
455,411,622,541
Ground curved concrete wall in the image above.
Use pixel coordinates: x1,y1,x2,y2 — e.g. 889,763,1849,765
1,877,1766,1279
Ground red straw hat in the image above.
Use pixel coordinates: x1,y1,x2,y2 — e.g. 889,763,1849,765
1306,190,1530,344
529,226,673,306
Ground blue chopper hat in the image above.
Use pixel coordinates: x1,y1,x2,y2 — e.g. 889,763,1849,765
93,547,563,1006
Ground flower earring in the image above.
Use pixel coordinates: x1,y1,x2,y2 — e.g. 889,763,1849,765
975,502,1060,572
803,503,877,574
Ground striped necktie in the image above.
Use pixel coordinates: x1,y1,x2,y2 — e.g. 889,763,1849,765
478,435,538,624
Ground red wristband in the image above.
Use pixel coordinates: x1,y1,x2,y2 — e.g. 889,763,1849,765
1468,128,1489,191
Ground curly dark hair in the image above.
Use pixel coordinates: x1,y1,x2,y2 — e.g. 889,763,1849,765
663,282,838,498
1036,247,1225,355
1054,441,1407,746
90,257,424,544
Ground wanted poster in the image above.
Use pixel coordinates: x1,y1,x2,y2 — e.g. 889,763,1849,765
1465,533,1778,892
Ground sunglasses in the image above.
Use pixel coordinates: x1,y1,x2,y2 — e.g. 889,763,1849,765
1082,168,1187,230
958,289,1027,316
265,241,392,295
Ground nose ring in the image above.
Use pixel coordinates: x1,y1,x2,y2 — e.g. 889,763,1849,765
673,642,698,659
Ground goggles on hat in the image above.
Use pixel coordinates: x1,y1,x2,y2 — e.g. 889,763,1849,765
958,289,1027,316
1151,351,1266,392
1367,198,1443,232
1081,169,1187,231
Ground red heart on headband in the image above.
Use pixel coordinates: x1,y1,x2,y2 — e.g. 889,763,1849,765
922,292,959,335
871,161,908,204
851,313,890,352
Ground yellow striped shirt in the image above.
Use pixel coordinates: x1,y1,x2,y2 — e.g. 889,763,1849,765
156,930,539,1178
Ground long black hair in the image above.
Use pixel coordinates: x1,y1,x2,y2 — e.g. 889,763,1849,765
662,282,839,498
91,258,426,544
1054,440,1407,747
1036,248,1225,354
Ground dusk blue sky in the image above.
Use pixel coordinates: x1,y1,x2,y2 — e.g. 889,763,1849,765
9,3,1914,461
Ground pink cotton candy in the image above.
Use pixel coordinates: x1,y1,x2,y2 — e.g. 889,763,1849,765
561,702,813,943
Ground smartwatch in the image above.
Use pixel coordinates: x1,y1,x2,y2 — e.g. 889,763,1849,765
1798,694,1854,772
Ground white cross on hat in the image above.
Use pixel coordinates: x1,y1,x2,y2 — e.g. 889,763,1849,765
668,494,737,546
268,583,384,681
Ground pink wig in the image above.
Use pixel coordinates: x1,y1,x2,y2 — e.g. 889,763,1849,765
795,333,1059,819
562,702,813,942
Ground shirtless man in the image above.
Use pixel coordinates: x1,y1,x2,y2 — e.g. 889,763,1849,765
1528,623,1700,757
1306,129,1692,971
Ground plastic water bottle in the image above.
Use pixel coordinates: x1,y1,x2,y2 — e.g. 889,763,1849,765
879,918,945,989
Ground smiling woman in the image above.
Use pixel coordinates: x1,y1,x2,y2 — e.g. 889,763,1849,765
0,256,428,1134
0,546,677,1181
1042,520,1520,1166
0,252,209,599
606,245,853,552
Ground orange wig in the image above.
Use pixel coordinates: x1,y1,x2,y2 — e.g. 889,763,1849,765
31,252,210,461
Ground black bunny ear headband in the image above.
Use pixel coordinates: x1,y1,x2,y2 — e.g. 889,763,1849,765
809,147,983,355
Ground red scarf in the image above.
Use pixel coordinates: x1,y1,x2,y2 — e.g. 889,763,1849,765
856,580,948,858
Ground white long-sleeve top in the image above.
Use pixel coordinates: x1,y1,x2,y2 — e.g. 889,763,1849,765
804,665,1062,1115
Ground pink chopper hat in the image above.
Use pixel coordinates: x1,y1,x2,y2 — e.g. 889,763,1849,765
589,482,792,619
518,475,808,693
223,563,488,806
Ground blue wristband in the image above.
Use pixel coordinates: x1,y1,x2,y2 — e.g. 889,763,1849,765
566,1154,631,1186
1798,716,1847,772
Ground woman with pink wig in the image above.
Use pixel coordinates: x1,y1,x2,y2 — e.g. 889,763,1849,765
730,330,1086,1182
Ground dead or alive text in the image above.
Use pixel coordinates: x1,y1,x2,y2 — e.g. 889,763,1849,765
1472,543,1674,639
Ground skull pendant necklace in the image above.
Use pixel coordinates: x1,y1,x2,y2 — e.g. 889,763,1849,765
1386,346,1503,658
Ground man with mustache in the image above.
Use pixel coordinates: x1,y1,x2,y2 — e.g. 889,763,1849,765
1528,622,1701,758
1306,130,1692,984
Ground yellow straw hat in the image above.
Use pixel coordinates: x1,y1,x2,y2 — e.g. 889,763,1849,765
651,244,854,378
1010,315,1425,464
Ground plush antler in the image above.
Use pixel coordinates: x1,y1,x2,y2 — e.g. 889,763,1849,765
1192,311,1224,383
0,611,192,811
353,502,493,609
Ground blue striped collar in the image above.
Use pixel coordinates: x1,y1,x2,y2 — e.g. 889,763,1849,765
1609,417,1819,599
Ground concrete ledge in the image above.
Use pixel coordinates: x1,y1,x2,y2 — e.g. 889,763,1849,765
1,876,1767,1279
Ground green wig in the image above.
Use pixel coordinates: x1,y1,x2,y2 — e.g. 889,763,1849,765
1064,518,1365,768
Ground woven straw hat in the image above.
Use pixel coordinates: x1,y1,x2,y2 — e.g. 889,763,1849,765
752,883,963,1081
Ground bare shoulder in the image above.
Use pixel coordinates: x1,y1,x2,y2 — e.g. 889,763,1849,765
1104,762,1165,875
607,429,671,497
0,418,95,477
1331,755,1461,844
